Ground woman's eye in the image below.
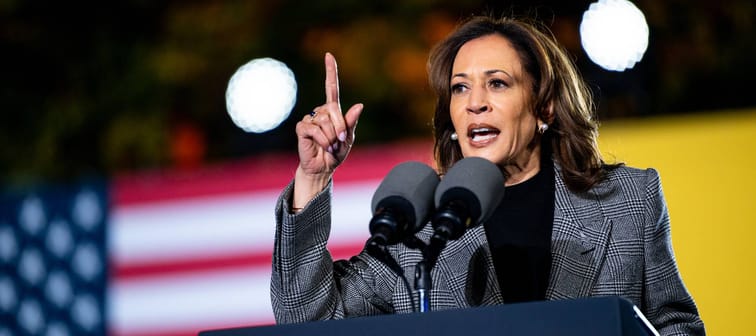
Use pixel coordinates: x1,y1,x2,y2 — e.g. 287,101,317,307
489,79,508,89
451,83,467,94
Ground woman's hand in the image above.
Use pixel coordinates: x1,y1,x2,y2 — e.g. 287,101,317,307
292,52,363,209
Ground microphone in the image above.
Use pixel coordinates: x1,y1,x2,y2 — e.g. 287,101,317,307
368,161,440,246
431,157,505,241
414,157,505,313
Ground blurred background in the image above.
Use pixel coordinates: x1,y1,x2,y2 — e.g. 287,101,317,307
1,0,754,335
3,0,756,183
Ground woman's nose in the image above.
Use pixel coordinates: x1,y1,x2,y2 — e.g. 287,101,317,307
466,88,489,113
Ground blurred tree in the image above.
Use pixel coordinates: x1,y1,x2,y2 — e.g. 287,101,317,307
1,0,754,184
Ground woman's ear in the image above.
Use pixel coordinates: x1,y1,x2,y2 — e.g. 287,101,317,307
542,101,555,124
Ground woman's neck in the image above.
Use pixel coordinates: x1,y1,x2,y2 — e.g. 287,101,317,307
502,145,542,186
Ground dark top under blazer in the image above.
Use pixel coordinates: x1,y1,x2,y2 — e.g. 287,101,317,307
270,163,706,336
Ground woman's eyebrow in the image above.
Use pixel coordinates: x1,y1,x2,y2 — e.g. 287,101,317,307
451,69,513,80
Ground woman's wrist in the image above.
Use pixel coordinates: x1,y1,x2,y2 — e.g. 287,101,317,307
292,166,331,210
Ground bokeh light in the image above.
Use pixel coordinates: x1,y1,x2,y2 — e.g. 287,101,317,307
225,58,298,133
580,0,649,71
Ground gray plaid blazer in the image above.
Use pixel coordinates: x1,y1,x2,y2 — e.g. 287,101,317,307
271,164,705,335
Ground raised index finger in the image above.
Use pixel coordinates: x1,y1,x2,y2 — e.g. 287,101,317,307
324,52,339,104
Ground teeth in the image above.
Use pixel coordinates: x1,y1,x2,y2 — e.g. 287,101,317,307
472,133,497,141
471,128,494,134
469,128,499,142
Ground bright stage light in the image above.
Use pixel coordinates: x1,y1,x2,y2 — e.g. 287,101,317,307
225,58,298,133
580,0,649,71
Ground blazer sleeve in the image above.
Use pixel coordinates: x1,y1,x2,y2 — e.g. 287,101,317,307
642,168,706,335
270,179,395,324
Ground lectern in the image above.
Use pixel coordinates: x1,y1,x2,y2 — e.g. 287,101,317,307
200,296,658,336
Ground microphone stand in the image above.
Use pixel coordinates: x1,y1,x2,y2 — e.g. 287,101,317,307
367,203,463,314
414,200,467,313
413,230,451,313
368,229,455,313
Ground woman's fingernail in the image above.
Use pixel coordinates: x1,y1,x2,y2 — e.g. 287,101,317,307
333,142,340,152
338,132,346,142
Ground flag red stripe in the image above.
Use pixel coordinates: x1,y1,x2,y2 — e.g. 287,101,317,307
111,153,298,206
112,244,366,281
111,140,432,206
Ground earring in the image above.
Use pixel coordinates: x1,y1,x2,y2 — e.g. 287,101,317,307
450,132,458,141
538,123,549,134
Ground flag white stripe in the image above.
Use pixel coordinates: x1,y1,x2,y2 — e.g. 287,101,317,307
329,180,378,245
111,191,279,265
111,180,377,266
109,267,274,334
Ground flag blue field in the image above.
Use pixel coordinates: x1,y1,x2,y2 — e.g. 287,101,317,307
1,180,108,335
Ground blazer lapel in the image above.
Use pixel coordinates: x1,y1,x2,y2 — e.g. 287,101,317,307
546,164,612,300
433,224,503,308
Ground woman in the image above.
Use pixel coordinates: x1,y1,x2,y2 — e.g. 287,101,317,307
271,15,705,335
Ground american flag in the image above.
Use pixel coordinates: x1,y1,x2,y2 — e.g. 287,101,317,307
1,141,432,336
1,180,108,336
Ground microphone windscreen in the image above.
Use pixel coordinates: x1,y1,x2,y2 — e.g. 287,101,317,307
434,157,505,224
371,161,440,234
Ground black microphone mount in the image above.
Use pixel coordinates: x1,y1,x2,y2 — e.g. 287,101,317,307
366,157,505,313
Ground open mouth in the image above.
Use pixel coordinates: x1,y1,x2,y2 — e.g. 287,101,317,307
467,126,500,143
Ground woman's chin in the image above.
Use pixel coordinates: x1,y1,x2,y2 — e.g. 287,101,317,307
460,150,505,166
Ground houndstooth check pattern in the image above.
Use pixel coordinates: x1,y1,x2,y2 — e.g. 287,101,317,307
270,163,705,335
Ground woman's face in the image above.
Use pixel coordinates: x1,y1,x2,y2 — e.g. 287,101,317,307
449,34,540,175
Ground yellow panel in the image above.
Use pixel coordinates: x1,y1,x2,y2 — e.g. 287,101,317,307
598,108,756,335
